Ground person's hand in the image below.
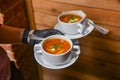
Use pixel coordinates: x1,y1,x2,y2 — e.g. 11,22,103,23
29,29,64,45
22,28,64,46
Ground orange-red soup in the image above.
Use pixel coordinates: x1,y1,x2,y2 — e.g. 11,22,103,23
60,14,82,23
43,38,71,54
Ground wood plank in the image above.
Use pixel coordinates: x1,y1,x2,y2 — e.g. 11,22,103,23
32,0,120,27
37,54,120,80
25,0,36,29
90,24,120,41
80,45,120,65
40,67,108,80
50,0,120,11
70,55,120,79
34,12,57,29
79,36,120,54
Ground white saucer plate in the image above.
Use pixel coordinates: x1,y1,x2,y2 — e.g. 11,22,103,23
54,22,94,39
34,51,79,69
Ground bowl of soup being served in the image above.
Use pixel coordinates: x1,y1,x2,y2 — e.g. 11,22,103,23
34,35,74,65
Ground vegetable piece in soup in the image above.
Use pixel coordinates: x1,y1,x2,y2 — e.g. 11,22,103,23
43,38,70,54
60,14,82,23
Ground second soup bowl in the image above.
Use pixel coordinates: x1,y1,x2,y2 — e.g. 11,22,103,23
58,10,86,35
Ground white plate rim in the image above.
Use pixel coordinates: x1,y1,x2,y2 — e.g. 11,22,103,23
34,52,79,69
54,22,94,39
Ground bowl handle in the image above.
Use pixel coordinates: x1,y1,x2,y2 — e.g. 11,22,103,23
34,44,43,55
72,45,80,55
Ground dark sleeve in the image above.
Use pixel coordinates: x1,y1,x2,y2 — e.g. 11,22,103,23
0,47,11,80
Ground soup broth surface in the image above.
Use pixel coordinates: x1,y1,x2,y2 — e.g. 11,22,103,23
60,14,82,23
43,38,71,54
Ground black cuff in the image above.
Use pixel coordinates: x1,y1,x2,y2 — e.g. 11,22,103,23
22,27,30,43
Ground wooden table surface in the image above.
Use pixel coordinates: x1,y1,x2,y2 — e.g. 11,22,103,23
27,0,120,80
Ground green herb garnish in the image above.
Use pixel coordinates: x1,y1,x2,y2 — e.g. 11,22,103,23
68,15,78,23
50,44,64,51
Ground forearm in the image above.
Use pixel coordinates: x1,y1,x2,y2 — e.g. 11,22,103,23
0,25,24,44
0,24,64,45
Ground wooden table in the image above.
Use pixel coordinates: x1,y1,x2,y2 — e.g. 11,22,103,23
25,0,120,80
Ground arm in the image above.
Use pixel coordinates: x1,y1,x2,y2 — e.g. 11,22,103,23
0,25,64,45
0,25,24,44
0,13,64,45
0,13,24,44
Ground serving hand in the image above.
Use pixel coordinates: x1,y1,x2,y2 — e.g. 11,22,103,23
22,28,64,46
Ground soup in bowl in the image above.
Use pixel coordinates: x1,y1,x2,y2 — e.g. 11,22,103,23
34,35,73,65
34,35,80,66
59,14,82,23
43,38,71,54
57,10,87,35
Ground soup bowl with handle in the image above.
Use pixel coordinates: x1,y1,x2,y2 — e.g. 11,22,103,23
58,10,87,35
34,35,80,66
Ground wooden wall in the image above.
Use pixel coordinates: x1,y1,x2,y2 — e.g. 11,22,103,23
31,0,120,80
0,0,38,80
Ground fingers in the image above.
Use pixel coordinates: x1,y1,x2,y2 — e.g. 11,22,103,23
49,29,64,35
